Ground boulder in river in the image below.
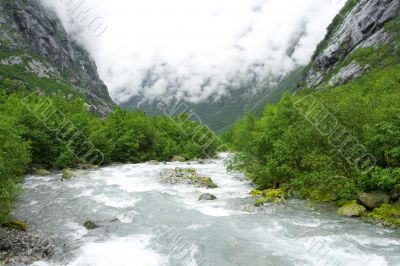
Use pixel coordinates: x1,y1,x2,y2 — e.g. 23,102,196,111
254,189,286,206
337,201,366,217
148,160,159,165
62,168,74,181
199,193,217,201
84,218,121,230
358,192,390,209
160,168,218,188
83,220,99,230
172,155,186,162
32,168,50,176
0,227,55,265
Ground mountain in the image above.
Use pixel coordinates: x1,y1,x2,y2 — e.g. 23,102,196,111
122,66,305,133
303,0,400,90
0,0,114,116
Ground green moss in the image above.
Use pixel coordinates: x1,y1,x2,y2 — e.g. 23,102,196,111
337,201,366,217
188,168,196,174
2,220,28,231
250,189,262,197
337,199,357,207
254,197,269,207
368,203,400,228
199,177,218,189
254,189,286,206
262,188,286,198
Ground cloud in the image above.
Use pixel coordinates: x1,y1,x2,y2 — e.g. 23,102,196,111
41,0,344,104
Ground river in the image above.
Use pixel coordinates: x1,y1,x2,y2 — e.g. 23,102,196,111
13,154,400,266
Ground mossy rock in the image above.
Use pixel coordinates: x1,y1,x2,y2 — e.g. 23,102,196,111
33,168,50,176
172,155,186,162
308,190,337,202
250,189,262,197
198,177,218,189
254,189,286,206
368,203,400,228
2,220,28,231
77,164,99,170
262,189,286,199
188,168,196,174
358,192,390,209
254,197,269,207
83,220,99,230
337,201,366,217
62,168,74,180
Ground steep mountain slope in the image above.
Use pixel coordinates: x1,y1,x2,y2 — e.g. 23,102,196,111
303,0,400,90
0,0,114,115
123,67,305,133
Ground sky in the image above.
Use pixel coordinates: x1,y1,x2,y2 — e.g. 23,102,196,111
41,0,345,104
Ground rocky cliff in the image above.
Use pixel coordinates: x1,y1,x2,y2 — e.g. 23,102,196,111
0,0,114,116
304,0,400,89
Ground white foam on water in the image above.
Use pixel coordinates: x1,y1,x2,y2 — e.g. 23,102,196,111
64,222,88,240
187,223,211,230
68,235,166,266
297,235,389,266
117,212,136,223
76,189,94,197
92,194,140,209
345,234,400,247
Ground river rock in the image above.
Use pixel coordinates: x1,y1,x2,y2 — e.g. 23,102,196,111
390,188,400,201
83,220,99,230
160,168,218,188
148,160,159,165
84,218,121,230
172,155,186,162
62,168,74,181
254,189,286,206
198,193,217,201
337,201,366,217
76,164,98,170
358,192,390,209
32,168,50,176
0,227,55,265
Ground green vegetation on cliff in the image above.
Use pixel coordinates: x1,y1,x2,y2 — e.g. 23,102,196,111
226,65,400,203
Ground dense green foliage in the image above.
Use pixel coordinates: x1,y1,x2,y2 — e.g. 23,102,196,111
227,65,400,202
0,80,221,222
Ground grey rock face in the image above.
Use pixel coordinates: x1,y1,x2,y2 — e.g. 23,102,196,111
305,0,400,88
328,61,370,87
0,0,114,115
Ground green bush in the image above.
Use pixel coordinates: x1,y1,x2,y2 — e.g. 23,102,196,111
227,65,400,201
